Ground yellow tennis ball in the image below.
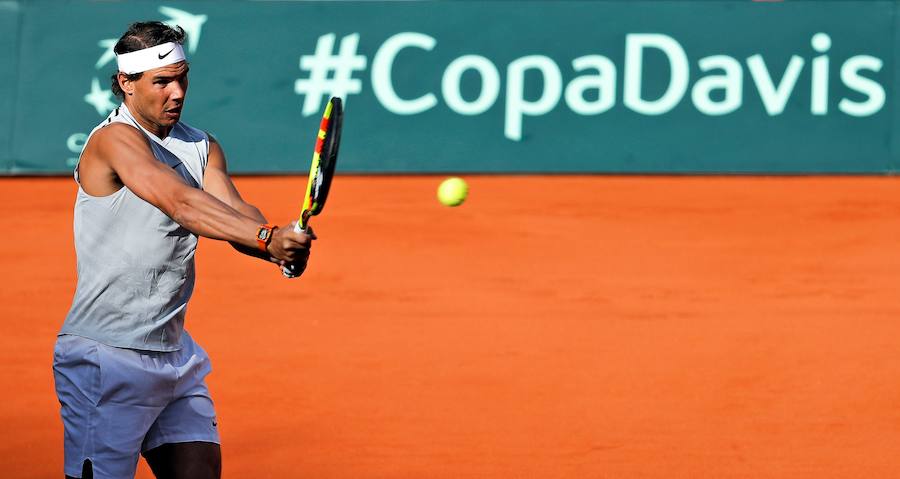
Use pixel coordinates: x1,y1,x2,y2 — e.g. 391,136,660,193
437,177,468,207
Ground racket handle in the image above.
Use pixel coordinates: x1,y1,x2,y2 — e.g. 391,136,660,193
281,263,301,278
281,221,307,278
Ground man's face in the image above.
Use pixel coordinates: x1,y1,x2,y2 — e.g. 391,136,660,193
120,61,189,133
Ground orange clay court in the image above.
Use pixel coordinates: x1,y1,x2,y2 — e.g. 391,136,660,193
2,175,900,478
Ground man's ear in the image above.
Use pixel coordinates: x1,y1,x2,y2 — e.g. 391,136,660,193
118,72,135,96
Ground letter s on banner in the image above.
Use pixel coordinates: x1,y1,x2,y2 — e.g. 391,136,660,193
839,55,885,117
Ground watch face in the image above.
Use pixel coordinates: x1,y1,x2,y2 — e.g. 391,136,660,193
257,228,269,241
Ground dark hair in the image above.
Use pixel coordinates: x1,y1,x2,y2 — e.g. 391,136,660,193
110,21,187,99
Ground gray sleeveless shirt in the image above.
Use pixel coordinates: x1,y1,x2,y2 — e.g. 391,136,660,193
61,104,209,351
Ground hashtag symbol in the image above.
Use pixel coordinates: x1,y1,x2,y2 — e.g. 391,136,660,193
295,33,367,116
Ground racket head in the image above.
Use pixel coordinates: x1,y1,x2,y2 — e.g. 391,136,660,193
298,97,343,229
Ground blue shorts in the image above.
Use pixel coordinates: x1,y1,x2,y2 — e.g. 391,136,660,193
52,332,220,479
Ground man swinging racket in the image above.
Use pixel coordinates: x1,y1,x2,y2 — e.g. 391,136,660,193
53,21,313,479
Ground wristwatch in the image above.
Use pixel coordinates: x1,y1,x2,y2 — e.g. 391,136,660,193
256,223,276,252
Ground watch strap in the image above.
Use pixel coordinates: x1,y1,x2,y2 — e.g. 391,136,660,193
256,223,275,252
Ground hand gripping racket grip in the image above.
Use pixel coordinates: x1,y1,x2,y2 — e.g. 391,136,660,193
281,220,308,278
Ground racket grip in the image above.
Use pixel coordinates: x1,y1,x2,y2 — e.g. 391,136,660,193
281,221,307,278
281,263,301,278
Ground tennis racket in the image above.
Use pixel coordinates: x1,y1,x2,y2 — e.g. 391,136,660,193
282,96,343,278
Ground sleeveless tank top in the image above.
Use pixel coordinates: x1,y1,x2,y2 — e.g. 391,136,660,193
60,104,209,351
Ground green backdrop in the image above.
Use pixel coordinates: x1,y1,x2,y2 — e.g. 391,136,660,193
0,1,896,174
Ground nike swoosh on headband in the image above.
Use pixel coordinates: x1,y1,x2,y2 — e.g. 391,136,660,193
117,42,186,74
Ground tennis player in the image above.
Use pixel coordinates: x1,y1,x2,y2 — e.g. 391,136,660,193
53,21,311,479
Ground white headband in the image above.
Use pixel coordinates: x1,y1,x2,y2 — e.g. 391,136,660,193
116,42,186,74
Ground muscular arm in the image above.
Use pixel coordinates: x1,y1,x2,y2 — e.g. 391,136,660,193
201,135,314,270
202,136,272,259
80,123,310,265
